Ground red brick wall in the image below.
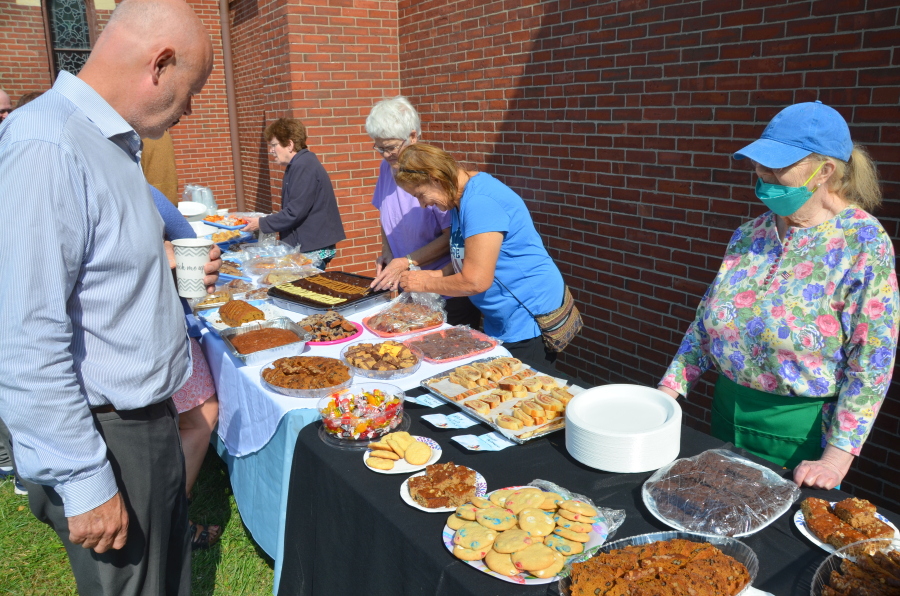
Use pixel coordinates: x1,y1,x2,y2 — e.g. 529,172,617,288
229,0,399,272
399,0,900,509
0,0,237,209
0,2,52,100
171,0,237,209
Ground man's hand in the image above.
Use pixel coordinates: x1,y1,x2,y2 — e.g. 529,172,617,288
793,444,854,490
399,269,442,293
204,245,222,292
165,241,176,270
371,256,409,291
68,492,129,553
242,217,260,233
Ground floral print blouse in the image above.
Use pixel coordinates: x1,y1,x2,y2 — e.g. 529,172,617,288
661,207,899,455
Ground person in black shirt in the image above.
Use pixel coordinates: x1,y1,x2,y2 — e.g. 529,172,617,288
243,118,345,267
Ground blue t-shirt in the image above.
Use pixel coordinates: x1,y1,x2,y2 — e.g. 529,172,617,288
450,173,564,342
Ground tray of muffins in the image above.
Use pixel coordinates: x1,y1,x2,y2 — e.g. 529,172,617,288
267,271,391,315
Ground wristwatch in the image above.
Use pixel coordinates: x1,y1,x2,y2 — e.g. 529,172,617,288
406,255,414,270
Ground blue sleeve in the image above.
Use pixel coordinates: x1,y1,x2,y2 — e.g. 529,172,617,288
0,141,118,516
460,193,510,239
151,185,196,241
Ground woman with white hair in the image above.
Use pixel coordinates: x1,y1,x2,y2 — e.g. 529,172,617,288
366,96,481,327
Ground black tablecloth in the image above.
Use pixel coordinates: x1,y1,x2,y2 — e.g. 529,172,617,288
277,359,899,596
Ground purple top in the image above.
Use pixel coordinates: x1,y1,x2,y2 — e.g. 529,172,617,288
371,159,451,271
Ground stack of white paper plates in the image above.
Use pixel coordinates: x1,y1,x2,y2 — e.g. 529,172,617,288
565,384,681,473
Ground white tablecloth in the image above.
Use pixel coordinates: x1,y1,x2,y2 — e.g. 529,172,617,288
205,301,509,457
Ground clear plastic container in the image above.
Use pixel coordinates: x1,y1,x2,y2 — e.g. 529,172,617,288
809,537,900,596
259,357,353,398
339,339,424,380
317,382,405,441
559,531,759,596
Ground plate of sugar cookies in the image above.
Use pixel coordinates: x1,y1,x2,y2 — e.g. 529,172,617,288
441,482,624,584
363,432,441,474
795,497,899,554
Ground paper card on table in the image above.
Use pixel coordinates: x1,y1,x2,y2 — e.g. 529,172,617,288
422,412,480,429
446,413,480,428
452,432,516,451
407,394,444,408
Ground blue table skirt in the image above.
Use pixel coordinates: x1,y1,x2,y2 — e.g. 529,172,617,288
215,408,321,595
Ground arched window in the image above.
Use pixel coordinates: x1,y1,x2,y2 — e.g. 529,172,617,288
43,0,98,78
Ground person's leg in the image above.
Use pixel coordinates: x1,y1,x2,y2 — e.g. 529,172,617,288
16,400,190,596
445,296,482,329
504,335,557,370
179,394,218,496
0,418,13,478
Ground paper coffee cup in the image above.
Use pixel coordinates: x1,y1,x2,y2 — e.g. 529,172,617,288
172,238,214,298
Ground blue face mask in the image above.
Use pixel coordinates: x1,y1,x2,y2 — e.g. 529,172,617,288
755,161,825,217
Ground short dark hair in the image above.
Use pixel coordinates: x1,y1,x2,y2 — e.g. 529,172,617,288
16,91,43,109
264,118,307,151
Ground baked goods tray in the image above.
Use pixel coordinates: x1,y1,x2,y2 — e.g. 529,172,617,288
267,271,391,315
219,317,312,366
418,357,580,444
641,449,800,538
558,531,759,596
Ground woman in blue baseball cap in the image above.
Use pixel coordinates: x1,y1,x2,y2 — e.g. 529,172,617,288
659,101,899,490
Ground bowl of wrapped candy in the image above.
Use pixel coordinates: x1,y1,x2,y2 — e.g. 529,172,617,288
317,383,406,447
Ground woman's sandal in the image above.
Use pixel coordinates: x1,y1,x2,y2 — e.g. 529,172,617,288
189,521,221,551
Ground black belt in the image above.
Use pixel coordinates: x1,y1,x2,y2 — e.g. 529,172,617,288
90,399,173,419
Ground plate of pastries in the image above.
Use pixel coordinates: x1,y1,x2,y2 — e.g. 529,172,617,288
797,497,899,555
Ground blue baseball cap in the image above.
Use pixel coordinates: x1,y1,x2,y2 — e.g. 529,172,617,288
733,101,852,168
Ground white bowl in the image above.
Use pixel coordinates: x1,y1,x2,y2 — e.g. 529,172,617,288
178,201,208,222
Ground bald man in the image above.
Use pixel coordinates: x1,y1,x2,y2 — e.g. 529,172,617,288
0,89,11,121
0,1,218,594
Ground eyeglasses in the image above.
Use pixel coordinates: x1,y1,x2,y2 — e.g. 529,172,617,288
398,168,427,175
373,141,405,156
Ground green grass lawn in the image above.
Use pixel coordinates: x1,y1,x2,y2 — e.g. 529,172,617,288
0,450,273,596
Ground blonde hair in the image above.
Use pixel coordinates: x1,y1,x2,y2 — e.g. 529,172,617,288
395,144,461,204
809,144,882,212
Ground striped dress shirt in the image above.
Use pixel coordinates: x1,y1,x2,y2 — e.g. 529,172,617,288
0,72,191,517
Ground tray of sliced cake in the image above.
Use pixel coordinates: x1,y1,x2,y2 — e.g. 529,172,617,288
419,356,584,444
796,496,899,555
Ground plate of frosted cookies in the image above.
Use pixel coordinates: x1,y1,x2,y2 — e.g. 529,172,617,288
441,480,625,584
363,432,441,474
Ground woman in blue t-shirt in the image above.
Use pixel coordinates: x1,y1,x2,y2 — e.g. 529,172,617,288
395,144,565,366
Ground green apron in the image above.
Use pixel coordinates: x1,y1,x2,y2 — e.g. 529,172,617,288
711,374,837,469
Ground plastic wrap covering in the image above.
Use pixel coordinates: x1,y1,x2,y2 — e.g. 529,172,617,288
363,291,446,337
403,326,499,363
642,449,801,537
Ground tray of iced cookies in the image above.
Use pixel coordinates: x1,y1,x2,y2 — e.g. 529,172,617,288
442,480,624,585
420,357,584,443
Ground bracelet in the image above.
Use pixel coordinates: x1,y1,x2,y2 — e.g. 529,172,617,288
406,255,414,270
